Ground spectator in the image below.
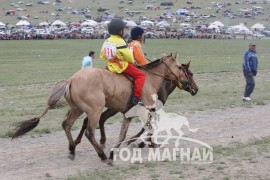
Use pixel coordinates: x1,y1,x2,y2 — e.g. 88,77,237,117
242,42,258,101
82,51,95,69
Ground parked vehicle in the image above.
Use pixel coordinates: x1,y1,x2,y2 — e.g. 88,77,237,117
81,27,94,34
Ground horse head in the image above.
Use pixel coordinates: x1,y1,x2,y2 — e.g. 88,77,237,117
178,61,199,96
160,52,182,83
160,52,198,96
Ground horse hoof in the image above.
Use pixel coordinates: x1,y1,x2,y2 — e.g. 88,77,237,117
69,144,76,154
107,158,113,166
68,153,75,160
101,159,113,165
138,142,146,148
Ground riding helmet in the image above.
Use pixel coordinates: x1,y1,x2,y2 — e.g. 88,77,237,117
108,18,126,36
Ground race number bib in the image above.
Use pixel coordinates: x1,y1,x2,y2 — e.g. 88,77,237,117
103,41,117,60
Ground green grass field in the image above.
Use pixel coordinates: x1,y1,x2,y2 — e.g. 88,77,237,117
0,39,270,137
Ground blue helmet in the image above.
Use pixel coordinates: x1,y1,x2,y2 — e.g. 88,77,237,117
130,27,144,40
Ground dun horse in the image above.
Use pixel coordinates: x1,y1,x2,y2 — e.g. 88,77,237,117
12,53,193,164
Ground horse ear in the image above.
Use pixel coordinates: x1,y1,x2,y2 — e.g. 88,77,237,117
161,51,167,57
186,61,191,68
173,52,178,59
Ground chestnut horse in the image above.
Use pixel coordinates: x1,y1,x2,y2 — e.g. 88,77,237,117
12,53,190,164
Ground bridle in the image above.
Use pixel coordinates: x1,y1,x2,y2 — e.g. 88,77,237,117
139,56,185,89
179,65,196,93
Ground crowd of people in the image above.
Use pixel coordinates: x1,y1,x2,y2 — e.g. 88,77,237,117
0,30,236,40
0,32,110,40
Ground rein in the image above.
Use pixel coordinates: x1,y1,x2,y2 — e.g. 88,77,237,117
180,65,194,90
139,57,183,88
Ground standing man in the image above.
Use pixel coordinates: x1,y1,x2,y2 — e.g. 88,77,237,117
242,43,258,101
82,51,95,68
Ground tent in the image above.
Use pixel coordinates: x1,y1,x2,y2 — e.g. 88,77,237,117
251,23,265,31
125,20,137,27
51,20,66,26
16,20,30,26
80,20,98,27
156,21,170,27
231,24,251,34
141,20,154,27
39,22,49,26
176,9,189,15
0,22,5,27
208,21,224,29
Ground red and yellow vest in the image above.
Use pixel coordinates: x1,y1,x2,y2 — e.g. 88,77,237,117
100,35,134,73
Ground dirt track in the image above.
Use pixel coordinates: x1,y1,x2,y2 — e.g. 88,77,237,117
1,104,270,180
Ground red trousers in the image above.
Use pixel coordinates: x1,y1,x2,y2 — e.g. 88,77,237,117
123,63,145,99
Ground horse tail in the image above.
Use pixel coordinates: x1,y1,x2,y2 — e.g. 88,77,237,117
12,80,71,139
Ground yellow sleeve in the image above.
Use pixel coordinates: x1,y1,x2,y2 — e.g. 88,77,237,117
116,48,134,64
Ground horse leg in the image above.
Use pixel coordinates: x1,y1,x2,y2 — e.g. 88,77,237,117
99,109,118,145
126,128,145,145
85,113,110,164
109,117,132,161
74,117,88,146
62,108,83,158
73,109,118,148
142,132,159,148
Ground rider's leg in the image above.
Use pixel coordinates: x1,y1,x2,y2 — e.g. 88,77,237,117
123,63,145,105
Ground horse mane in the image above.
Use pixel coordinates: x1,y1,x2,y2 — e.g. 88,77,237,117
138,54,172,69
